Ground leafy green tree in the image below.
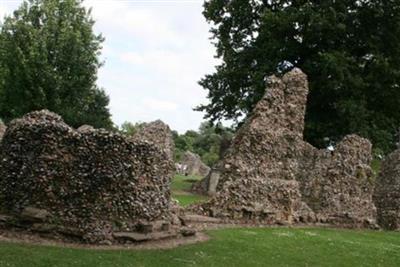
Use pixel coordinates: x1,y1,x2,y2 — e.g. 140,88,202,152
173,130,198,162
0,0,112,128
198,0,400,153
173,122,234,166
193,122,222,164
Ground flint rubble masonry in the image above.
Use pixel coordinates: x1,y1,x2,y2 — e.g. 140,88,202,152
180,151,210,177
132,120,175,162
192,68,376,227
0,110,176,243
374,149,400,230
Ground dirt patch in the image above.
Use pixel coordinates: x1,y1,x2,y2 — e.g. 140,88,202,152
0,228,209,251
173,190,195,196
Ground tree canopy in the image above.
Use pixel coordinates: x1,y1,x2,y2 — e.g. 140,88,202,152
0,0,112,128
173,122,234,166
118,120,233,166
197,0,400,153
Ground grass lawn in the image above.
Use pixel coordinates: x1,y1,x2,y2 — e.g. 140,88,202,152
0,227,399,267
171,174,208,207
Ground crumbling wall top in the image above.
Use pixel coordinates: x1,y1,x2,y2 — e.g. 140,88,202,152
132,120,175,162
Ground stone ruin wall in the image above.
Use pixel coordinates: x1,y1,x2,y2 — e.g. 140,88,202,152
374,149,400,230
198,178,314,224
193,68,376,227
0,68,396,240
297,135,375,225
180,151,210,177
0,110,176,243
132,120,175,163
191,168,218,195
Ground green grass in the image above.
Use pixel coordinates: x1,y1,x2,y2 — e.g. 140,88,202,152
171,174,201,191
171,174,208,207
371,158,382,174
1,228,399,267
172,194,208,207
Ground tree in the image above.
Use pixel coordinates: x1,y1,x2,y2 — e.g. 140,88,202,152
173,122,234,166
0,0,112,128
173,130,199,162
198,0,400,153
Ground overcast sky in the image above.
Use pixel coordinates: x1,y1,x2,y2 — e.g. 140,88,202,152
0,0,219,133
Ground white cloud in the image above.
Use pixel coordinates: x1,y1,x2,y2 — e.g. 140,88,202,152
120,52,145,65
85,0,186,49
142,98,178,112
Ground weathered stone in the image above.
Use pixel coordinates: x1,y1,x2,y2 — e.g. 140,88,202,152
194,178,310,224
191,167,221,196
20,207,50,222
215,69,309,186
180,228,196,237
31,223,57,233
0,214,12,223
0,110,175,243
0,121,6,141
57,226,84,237
298,135,376,225
135,221,171,233
374,149,400,230
179,151,210,177
193,68,376,226
136,223,154,234
99,240,113,246
113,231,178,242
181,214,221,224
132,120,175,163
77,124,95,133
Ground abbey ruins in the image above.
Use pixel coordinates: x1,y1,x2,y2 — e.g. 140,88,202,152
0,111,182,243
193,69,377,227
0,68,400,245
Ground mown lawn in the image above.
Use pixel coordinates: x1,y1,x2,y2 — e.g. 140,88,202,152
171,174,208,207
0,228,399,267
